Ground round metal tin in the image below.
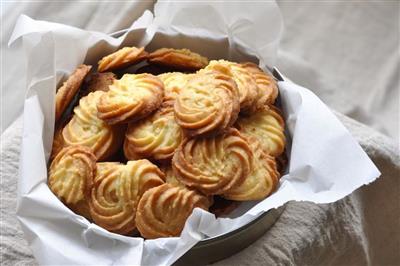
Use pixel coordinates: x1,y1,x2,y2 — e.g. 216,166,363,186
107,29,286,264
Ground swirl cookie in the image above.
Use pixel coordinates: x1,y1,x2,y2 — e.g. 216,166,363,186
55,64,92,122
135,183,210,238
158,72,193,103
159,165,184,187
174,70,240,136
98,46,148,72
62,91,123,161
242,62,278,107
48,146,97,219
124,104,184,161
160,164,214,205
172,128,252,195
236,106,285,157
223,138,279,201
205,60,257,113
148,48,208,70
97,73,164,125
89,160,165,235
50,126,65,161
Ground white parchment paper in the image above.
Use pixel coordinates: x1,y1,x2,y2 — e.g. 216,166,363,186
10,2,380,265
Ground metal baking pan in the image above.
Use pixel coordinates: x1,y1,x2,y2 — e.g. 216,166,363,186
107,29,287,265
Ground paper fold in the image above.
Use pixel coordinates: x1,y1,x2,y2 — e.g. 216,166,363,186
12,2,380,265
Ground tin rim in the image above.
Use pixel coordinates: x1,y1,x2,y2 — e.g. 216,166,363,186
197,211,267,245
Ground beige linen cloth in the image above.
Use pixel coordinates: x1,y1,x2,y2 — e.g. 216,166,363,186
1,1,399,265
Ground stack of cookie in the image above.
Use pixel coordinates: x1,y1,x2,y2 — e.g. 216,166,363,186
48,46,286,239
